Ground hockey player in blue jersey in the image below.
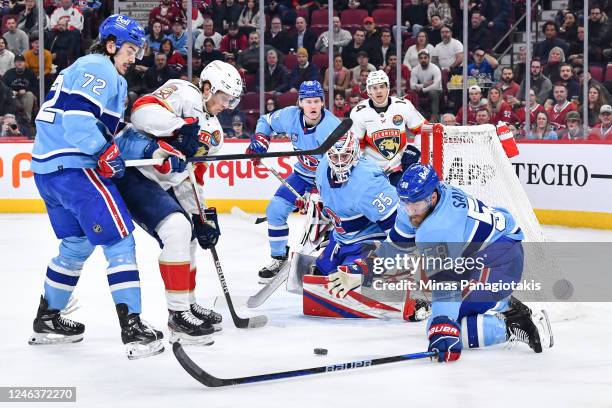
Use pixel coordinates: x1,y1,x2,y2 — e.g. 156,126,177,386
28,15,165,359
313,131,398,278
246,80,341,283
389,164,553,362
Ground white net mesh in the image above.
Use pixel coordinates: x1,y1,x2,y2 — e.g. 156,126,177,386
425,124,578,322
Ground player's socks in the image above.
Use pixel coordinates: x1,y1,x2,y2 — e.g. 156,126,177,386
115,303,165,360
103,235,142,314
167,309,214,345
29,296,85,345
460,314,508,348
258,246,289,284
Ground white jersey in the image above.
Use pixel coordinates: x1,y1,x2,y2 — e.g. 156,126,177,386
349,96,425,173
130,79,223,212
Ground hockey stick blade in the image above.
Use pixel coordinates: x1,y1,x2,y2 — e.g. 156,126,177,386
230,206,267,224
247,262,289,308
172,342,435,387
210,247,268,329
189,118,352,163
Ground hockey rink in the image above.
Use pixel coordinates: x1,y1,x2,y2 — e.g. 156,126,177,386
1,213,611,408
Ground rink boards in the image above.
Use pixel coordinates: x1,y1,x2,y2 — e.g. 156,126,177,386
0,140,611,229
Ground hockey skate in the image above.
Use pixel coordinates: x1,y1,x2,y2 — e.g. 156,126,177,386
168,309,214,346
504,299,554,353
116,304,165,360
190,303,223,332
29,296,85,345
258,247,289,284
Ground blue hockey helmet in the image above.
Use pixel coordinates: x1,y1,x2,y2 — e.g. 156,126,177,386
98,14,146,59
299,80,324,101
397,164,440,203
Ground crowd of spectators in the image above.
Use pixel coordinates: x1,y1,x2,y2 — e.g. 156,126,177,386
0,0,610,140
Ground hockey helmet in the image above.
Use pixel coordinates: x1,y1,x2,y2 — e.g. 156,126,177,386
366,70,390,97
199,60,243,109
397,163,440,201
98,14,146,59
327,131,360,183
299,80,324,101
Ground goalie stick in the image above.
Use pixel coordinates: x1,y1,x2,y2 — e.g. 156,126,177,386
172,342,435,387
125,118,353,167
186,164,268,329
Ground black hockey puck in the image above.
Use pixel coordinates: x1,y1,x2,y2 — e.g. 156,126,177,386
314,348,328,355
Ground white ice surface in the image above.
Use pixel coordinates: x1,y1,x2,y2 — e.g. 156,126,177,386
1,214,611,408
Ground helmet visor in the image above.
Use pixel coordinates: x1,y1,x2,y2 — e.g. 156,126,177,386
215,91,241,109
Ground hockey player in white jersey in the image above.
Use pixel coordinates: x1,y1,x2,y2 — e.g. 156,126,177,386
349,70,425,185
113,60,243,344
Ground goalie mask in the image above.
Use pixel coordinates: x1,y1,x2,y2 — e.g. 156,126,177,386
199,60,243,109
327,132,360,183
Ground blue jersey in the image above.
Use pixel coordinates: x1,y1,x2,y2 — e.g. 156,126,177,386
31,54,128,174
256,106,341,179
316,157,399,245
389,183,524,258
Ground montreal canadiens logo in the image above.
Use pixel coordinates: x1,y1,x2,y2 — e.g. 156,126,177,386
392,114,403,126
371,129,401,160
298,155,319,171
324,207,346,234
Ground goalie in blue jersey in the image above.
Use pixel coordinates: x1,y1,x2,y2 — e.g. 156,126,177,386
246,81,341,283
28,15,164,359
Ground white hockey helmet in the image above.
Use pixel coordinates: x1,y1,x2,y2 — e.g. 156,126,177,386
199,60,243,109
327,131,360,183
366,70,390,98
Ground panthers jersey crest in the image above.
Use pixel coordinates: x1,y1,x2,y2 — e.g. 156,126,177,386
370,129,402,160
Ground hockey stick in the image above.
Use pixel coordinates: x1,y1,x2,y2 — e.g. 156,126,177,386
186,164,268,329
172,342,435,387
125,118,353,167
230,206,267,224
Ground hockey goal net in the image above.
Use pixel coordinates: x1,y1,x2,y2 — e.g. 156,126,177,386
420,124,577,322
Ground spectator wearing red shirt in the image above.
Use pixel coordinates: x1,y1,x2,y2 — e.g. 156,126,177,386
149,0,182,33
219,23,247,57
558,111,585,140
487,87,513,124
456,85,487,125
384,53,409,94
588,105,612,141
333,93,351,118
351,69,369,100
546,83,577,130
515,88,545,128
475,107,491,125
498,67,520,105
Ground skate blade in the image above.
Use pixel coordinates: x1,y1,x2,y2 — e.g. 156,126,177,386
212,324,222,332
536,309,554,349
28,332,83,345
258,276,276,285
168,331,214,346
125,339,165,360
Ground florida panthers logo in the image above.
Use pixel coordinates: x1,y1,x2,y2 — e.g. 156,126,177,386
371,129,401,160
324,207,346,234
298,155,319,171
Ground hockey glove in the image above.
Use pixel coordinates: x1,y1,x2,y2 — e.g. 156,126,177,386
192,208,220,250
96,141,125,178
428,315,462,363
294,187,319,215
245,133,270,165
170,118,201,157
401,145,421,172
143,140,187,174
326,260,371,298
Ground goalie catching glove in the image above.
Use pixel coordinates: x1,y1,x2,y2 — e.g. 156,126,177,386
326,259,371,298
192,208,220,250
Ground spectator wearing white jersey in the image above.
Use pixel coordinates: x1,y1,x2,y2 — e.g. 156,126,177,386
433,25,463,71
49,0,84,31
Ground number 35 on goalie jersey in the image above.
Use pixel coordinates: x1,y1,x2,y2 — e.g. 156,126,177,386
389,183,524,258
316,157,399,245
